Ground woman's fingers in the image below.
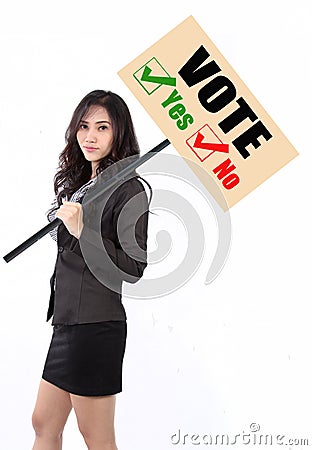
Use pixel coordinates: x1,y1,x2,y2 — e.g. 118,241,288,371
55,202,83,239
61,201,82,210
56,202,82,216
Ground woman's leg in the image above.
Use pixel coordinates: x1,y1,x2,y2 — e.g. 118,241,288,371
70,393,118,450
31,379,73,450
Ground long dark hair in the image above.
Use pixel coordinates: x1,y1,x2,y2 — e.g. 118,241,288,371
47,90,153,216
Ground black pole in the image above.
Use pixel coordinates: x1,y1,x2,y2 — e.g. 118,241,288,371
3,139,170,263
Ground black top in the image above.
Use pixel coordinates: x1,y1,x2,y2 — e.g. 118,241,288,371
46,176,149,325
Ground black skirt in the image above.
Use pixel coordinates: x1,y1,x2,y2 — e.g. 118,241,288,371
42,321,127,396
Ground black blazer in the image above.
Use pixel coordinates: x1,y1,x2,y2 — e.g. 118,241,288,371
46,176,149,325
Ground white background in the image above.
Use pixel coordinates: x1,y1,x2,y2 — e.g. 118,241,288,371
0,0,311,448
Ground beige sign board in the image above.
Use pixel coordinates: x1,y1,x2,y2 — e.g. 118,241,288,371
118,16,298,209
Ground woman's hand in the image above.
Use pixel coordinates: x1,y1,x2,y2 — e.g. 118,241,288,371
55,201,84,239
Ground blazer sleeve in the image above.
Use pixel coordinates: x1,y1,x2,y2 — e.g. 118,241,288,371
101,177,149,283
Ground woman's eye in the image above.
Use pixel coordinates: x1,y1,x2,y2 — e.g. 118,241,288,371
99,126,107,131
79,124,88,129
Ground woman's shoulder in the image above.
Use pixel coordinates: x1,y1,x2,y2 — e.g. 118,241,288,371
111,176,149,210
117,175,147,195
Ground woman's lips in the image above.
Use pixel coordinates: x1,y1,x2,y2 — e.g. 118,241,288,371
84,146,97,152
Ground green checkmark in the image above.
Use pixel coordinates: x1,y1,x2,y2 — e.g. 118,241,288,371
141,66,176,86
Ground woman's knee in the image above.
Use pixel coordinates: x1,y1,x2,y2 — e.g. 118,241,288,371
31,409,43,434
31,379,72,437
77,416,117,448
32,409,63,439
81,432,117,450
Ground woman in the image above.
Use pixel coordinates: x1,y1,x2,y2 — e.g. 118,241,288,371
31,90,152,450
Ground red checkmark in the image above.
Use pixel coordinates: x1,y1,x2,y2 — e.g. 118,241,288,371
194,132,229,153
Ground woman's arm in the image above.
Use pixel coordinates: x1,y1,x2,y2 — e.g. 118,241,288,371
60,177,150,285
103,178,149,282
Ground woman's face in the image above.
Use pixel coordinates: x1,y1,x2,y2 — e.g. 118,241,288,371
76,104,114,172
